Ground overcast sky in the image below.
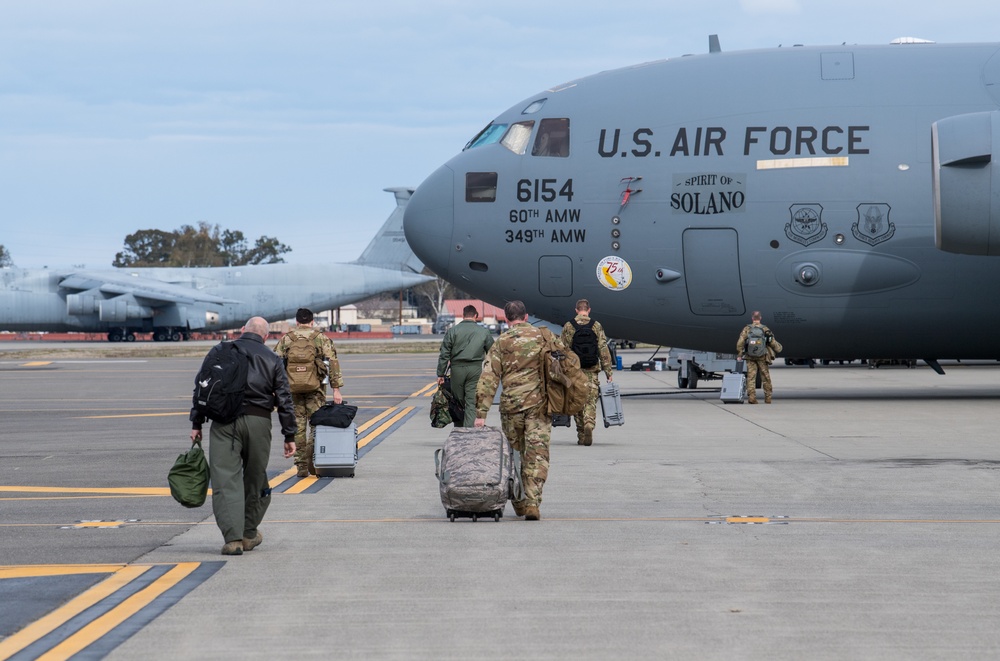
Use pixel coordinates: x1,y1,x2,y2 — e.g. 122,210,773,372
2,1,999,269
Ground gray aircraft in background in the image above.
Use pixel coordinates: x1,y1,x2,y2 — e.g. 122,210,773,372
0,187,432,341
403,38,1000,369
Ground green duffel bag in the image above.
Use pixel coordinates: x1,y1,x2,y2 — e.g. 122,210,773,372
168,440,210,508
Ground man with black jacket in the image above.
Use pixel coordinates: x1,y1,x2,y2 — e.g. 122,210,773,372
190,316,298,556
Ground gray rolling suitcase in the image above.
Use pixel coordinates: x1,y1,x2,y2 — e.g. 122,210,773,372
434,426,523,522
720,372,746,404
314,423,358,477
599,382,624,427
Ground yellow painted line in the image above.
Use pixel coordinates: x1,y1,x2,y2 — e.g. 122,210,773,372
410,382,437,397
21,361,53,367
0,486,170,496
79,412,190,419
726,516,770,524
0,564,128,579
67,521,132,529
38,562,200,660
283,476,318,495
358,406,414,450
269,466,298,489
0,564,151,659
356,406,399,433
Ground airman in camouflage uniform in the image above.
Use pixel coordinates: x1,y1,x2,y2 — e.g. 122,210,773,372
474,300,550,521
736,310,782,404
275,308,344,476
560,299,614,446
436,304,494,427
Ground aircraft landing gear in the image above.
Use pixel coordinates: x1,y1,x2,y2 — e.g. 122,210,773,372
107,328,137,342
153,328,187,342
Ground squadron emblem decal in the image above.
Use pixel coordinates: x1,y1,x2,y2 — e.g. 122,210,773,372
785,204,828,246
852,203,895,245
597,256,632,291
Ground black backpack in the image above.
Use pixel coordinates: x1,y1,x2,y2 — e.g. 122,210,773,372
570,319,600,369
192,342,249,424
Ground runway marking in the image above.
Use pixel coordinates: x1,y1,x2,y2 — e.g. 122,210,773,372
76,411,190,420
0,561,222,660
358,406,416,450
60,519,142,529
0,564,129,579
411,382,437,397
283,475,318,494
80,412,190,419
1,404,417,500
21,361,53,367
0,486,171,496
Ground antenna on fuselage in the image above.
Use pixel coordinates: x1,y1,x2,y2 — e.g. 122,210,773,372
708,34,721,53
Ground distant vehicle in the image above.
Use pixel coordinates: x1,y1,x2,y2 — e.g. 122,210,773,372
610,339,637,349
433,315,456,334
0,188,433,341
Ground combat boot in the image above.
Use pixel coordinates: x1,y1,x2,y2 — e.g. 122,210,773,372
523,505,540,521
221,541,243,556
512,501,527,517
765,396,772,404
296,465,309,478
582,429,593,446
242,531,263,552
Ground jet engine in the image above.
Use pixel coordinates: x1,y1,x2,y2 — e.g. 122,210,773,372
98,294,154,322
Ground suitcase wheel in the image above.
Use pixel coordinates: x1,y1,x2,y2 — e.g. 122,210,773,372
448,511,456,522
604,421,610,428
493,512,501,522
472,514,478,522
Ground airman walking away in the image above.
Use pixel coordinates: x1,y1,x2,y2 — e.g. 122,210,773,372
189,317,297,555
275,308,344,477
737,310,782,404
474,300,550,521
560,299,613,445
436,304,494,427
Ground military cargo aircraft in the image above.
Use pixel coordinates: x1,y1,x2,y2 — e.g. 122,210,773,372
403,38,1000,368
0,188,433,341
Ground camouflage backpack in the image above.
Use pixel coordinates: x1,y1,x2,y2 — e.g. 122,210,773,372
744,325,768,359
285,329,324,394
540,328,589,416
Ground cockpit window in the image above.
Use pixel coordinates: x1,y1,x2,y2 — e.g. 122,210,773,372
500,121,534,155
466,172,497,203
522,98,547,114
531,118,570,157
464,123,508,151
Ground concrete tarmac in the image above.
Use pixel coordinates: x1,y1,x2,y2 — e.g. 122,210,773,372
3,350,1000,660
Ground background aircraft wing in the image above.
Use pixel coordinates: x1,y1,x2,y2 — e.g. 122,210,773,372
59,271,241,306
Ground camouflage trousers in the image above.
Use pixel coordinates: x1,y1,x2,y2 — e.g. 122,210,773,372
573,370,601,438
292,389,327,468
745,359,772,403
501,403,551,507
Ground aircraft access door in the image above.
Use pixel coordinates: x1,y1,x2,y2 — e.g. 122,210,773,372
682,228,745,316
538,255,573,297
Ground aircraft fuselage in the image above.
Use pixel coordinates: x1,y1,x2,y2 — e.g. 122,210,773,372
404,42,1000,360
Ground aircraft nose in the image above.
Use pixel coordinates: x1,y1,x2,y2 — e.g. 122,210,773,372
403,164,455,279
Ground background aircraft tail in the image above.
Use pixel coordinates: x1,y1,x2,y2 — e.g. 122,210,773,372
353,187,426,273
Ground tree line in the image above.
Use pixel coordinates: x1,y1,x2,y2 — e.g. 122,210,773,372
0,223,290,268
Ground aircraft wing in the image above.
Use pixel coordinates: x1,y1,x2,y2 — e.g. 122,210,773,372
58,271,241,306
